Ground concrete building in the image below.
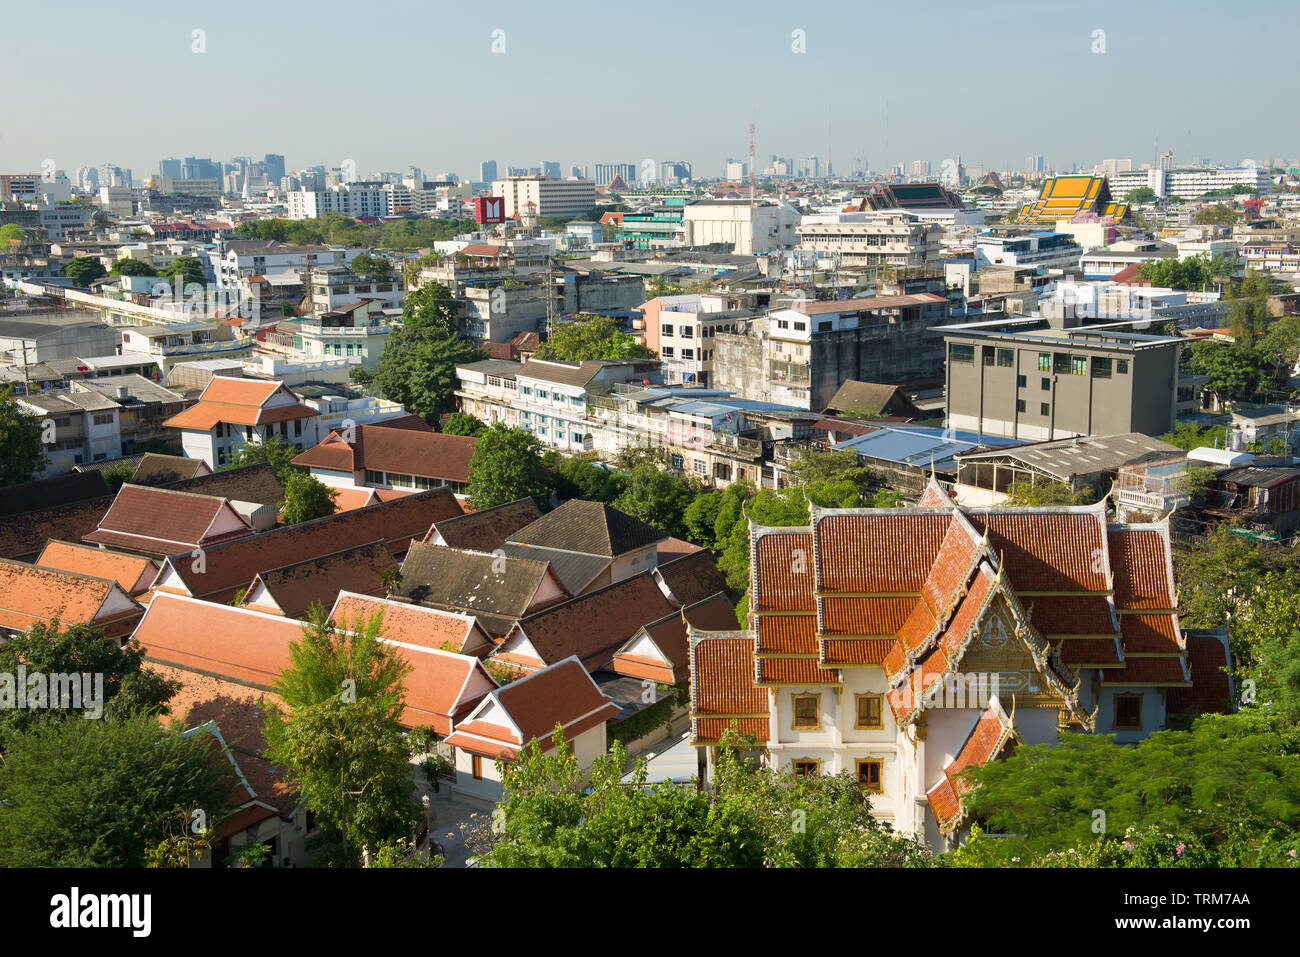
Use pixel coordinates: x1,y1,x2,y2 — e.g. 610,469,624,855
796,212,942,271
286,183,390,220
943,322,1184,441
713,293,952,410
974,232,1084,271
491,176,595,220
292,299,392,370
680,199,800,254
0,317,118,364
1108,166,1269,200
163,376,321,467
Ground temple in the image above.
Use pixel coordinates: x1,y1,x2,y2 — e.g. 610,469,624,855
1015,173,1130,226
687,478,1230,850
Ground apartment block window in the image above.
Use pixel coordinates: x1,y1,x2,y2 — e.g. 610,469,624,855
92,412,114,425
680,326,694,338
792,694,820,730
1117,359,1130,374
857,759,883,793
982,345,995,366
855,694,883,730
661,324,674,337
571,432,583,444
520,386,532,396
793,759,820,778
1017,374,1026,388
1042,377,1051,391
950,344,975,364
1041,402,1051,416
295,419,302,437
1053,353,1071,374
682,349,694,360
1016,399,1026,413
996,348,1014,368
1038,352,1051,371
793,321,806,331
693,460,706,475
217,447,226,466
662,347,674,358
536,390,548,400
670,453,684,469
1092,357,1112,378
1071,355,1088,376
471,754,483,780
1114,694,1143,730
818,320,832,332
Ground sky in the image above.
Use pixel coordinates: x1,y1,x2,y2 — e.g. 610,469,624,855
3,0,1297,181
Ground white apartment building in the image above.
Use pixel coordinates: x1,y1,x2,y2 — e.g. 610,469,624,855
974,233,1084,270
681,199,801,254
796,211,942,270
211,240,357,287
286,183,390,220
491,176,596,220
1108,166,1269,200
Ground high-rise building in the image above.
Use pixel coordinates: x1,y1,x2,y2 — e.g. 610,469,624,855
1159,150,1175,172
491,175,596,219
479,160,498,183
909,159,931,179
660,161,692,185
182,157,219,180
1025,155,1046,173
158,157,182,179
76,167,99,192
99,164,131,188
263,154,286,185
540,161,561,179
593,163,636,188
724,159,747,181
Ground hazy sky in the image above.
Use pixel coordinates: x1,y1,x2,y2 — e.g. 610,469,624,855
4,0,1296,181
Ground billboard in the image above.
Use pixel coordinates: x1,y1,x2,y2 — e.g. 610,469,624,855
475,196,505,225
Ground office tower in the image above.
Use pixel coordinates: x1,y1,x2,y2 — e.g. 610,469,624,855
593,163,636,188
158,157,182,179
480,160,498,183
541,161,561,178
263,154,286,185
910,159,931,179
1159,150,1175,171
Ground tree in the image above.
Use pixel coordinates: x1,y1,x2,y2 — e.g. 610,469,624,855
349,366,375,386
1124,186,1157,204
533,314,656,361
1227,270,1273,341
442,412,488,437
1004,479,1090,506
717,486,812,597
1259,315,1300,377
400,281,460,337
374,327,484,422
280,471,339,524
220,435,303,485
612,464,700,539
1162,420,1229,451
0,223,28,248
349,253,392,282
262,607,421,865
0,621,181,749
465,424,548,510
1182,340,1260,402
159,256,206,290
61,256,106,286
951,711,1300,867
0,714,233,867
102,460,137,491
1193,204,1238,227
0,386,47,487
109,258,159,277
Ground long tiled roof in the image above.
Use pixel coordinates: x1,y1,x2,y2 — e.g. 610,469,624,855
330,591,493,657
0,471,110,518
245,540,396,618
36,540,158,595
508,499,667,558
396,541,565,629
925,697,1018,832
0,557,141,636
292,423,478,484
425,498,541,552
84,484,254,556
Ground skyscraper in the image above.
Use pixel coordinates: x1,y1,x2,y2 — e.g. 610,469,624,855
541,161,561,178
480,160,498,183
263,154,286,185
158,157,181,179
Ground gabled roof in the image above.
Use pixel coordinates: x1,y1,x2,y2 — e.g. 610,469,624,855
84,484,255,556
611,592,737,684
395,541,568,634
688,624,770,746
496,572,677,671
242,540,397,618
0,471,109,518
130,453,210,485
164,376,319,431
153,488,461,603
35,540,158,596
925,696,1019,833
655,548,734,607
329,591,494,657
823,380,924,419
426,498,541,552
291,423,478,484
508,499,667,558
444,657,620,760
0,557,141,638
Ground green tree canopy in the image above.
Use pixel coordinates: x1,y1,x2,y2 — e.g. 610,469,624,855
1193,204,1239,227
61,256,106,286
262,607,420,864
1004,479,1090,506
280,471,339,524
109,257,159,277
159,256,206,290
349,252,392,281
465,424,548,510
375,289,484,421
1161,420,1229,451
612,464,702,539
0,386,47,487
0,713,233,867
0,223,29,247
220,435,304,486
1182,340,1260,401
442,412,488,437
1124,186,1157,204
533,314,656,362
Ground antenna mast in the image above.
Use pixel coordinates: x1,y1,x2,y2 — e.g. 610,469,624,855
748,123,756,209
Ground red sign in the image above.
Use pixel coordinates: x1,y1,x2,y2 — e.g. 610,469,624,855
474,196,505,225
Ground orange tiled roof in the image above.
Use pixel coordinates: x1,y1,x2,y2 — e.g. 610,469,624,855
330,591,493,657
84,484,254,556
0,557,141,637
689,627,770,745
36,540,158,595
1167,633,1234,715
926,697,1017,832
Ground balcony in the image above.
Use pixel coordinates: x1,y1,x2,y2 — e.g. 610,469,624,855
299,322,390,337
708,431,763,459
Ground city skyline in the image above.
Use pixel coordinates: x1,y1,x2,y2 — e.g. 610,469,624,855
4,0,1296,179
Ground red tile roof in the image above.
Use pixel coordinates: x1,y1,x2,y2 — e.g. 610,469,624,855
611,593,737,684
1167,633,1234,715
243,540,397,618
84,484,254,556
330,591,493,657
292,424,477,485
425,498,541,552
36,540,158,595
926,698,1017,832
0,557,142,638
164,377,318,431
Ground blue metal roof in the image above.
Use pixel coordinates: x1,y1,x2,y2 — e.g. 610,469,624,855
832,425,1019,471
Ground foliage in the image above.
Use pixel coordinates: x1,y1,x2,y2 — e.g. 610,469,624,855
109,257,158,277
1259,316,1300,374
373,312,484,423
349,252,392,281
0,386,47,487
159,256,206,289
1226,270,1274,342
476,729,932,867
1184,465,1217,504
1162,420,1229,451
60,256,106,286
262,607,420,865
1004,479,1090,506
612,464,702,538
233,216,477,251
1123,186,1157,204
1134,253,1236,291
442,412,488,437
220,435,304,485
0,714,233,867
953,712,1300,867
1182,340,1260,401
533,314,656,361
349,366,375,385
1193,204,1239,227
465,424,548,510
400,281,460,338
607,685,679,747
367,838,443,868
717,486,811,594
102,460,138,491
280,470,339,524
0,622,180,749
0,223,27,247
419,755,455,792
